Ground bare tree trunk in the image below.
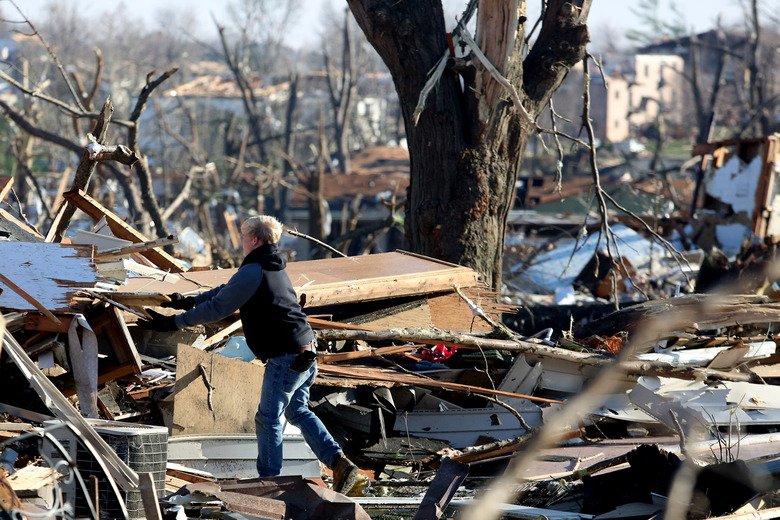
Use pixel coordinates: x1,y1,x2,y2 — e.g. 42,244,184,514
347,0,590,289
52,99,113,242
279,72,300,223
127,70,177,239
216,23,267,163
688,31,728,218
325,8,358,174
308,107,328,257
743,0,772,136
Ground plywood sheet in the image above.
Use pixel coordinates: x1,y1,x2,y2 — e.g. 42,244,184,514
172,344,264,436
360,300,433,329
428,288,515,333
118,251,484,308
0,242,99,312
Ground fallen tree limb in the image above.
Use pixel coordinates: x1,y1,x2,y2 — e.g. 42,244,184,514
451,429,581,464
581,294,779,337
316,328,756,382
533,453,631,483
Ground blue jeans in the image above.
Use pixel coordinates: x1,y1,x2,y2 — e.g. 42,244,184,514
255,353,342,476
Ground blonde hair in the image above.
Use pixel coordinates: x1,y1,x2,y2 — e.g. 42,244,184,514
241,215,283,245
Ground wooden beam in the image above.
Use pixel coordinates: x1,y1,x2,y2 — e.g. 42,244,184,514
52,167,72,212
165,468,213,484
62,189,187,273
24,314,73,333
44,202,69,243
317,344,419,364
201,319,243,348
223,211,241,251
118,251,484,309
0,176,13,204
138,473,163,520
299,270,478,307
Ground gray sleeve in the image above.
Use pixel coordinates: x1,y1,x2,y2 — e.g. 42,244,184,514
174,264,263,328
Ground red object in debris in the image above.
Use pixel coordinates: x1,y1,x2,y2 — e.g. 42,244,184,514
420,344,458,363
585,334,624,354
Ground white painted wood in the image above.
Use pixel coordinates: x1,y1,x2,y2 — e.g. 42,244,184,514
74,229,132,251
0,242,100,312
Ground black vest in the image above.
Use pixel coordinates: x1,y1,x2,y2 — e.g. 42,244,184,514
239,244,314,361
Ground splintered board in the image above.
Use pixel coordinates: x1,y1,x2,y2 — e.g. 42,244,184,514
118,250,484,307
171,344,264,436
0,242,99,312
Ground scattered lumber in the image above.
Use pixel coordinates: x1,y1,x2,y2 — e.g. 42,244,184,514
316,328,755,382
62,189,187,273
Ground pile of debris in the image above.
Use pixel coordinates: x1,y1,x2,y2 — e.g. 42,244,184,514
5,177,780,519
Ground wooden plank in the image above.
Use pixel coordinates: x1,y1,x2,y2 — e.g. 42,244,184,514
44,202,69,243
164,474,191,492
223,211,241,250
753,138,777,237
316,364,564,405
88,305,143,377
80,289,147,319
428,291,494,333
126,382,175,400
0,243,98,314
166,468,213,484
317,344,419,364
307,317,380,331
201,319,243,348
171,344,264,436
138,472,163,520
707,345,749,370
118,251,483,308
6,465,55,496
101,292,170,309
297,271,479,307
51,167,72,213
63,189,187,273
361,299,434,329
0,176,13,203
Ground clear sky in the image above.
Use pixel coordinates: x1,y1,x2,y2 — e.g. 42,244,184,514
10,0,752,50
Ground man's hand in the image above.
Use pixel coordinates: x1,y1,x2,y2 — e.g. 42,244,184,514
139,309,179,332
161,293,195,310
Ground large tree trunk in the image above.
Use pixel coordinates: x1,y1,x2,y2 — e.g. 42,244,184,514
348,0,590,289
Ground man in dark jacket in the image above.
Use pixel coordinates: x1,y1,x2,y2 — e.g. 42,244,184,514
141,215,360,493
